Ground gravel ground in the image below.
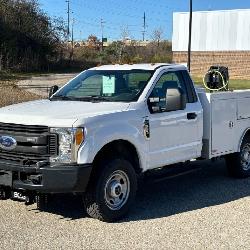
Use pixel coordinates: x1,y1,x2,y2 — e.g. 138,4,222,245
17,73,78,97
0,160,250,250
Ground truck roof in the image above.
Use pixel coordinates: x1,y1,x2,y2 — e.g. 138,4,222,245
90,63,187,71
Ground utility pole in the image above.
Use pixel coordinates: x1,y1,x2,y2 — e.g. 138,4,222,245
142,12,146,41
66,0,70,40
100,18,105,50
71,18,74,60
187,0,193,72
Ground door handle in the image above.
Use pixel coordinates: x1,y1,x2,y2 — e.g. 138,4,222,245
187,112,197,120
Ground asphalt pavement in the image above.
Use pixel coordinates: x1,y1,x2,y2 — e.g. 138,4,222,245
0,159,250,249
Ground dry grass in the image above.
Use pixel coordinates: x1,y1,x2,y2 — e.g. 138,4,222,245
0,84,41,108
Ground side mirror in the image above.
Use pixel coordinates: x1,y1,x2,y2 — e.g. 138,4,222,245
165,87,187,112
49,85,59,98
148,96,166,113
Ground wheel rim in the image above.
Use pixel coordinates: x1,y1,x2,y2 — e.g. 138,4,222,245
104,170,130,211
241,143,250,171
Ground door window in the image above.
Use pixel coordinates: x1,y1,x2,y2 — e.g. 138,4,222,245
149,71,187,112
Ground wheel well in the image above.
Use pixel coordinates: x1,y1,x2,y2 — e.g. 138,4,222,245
92,140,141,176
244,129,250,139
240,129,250,149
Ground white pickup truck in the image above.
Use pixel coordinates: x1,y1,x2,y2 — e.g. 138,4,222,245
0,63,250,222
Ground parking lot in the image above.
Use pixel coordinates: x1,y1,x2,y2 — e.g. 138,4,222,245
0,159,249,249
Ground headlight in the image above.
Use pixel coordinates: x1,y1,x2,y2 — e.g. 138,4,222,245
50,127,84,164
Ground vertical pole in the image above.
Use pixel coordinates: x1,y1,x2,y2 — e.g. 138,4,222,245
187,0,192,72
71,18,74,60
142,12,146,41
66,0,70,40
101,19,105,51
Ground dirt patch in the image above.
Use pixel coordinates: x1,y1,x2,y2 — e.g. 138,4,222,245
0,84,42,108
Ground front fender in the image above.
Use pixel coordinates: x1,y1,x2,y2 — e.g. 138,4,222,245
77,115,148,172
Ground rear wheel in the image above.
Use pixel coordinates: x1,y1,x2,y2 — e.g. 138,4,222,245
83,158,137,222
225,136,250,178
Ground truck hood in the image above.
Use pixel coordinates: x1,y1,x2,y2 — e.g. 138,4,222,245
0,100,130,127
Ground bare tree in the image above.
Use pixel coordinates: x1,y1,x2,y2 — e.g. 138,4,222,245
120,26,130,42
152,28,164,47
118,26,131,63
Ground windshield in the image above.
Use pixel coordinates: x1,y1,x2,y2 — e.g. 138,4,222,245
51,69,154,102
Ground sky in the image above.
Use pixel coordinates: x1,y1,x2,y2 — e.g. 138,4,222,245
38,0,250,41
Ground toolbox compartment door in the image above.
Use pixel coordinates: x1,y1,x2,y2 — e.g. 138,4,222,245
237,97,250,120
211,98,237,155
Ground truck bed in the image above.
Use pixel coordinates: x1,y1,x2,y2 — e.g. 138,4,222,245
198,89,250,159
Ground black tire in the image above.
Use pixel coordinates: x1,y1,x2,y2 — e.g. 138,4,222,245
83,158,137,222
36,194,49,211
225,136,250,178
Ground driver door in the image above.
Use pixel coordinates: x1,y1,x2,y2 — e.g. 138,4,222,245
147,70,202,170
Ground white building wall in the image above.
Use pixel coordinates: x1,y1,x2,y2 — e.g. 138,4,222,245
172,9,250,52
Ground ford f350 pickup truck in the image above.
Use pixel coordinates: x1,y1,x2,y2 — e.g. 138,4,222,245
0,63,250,222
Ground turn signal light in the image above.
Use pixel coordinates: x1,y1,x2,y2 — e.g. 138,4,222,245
75,128,84,146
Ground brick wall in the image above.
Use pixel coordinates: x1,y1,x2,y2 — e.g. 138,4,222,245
173,51,250,79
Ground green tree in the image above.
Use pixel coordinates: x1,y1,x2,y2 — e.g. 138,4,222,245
0,0,66,72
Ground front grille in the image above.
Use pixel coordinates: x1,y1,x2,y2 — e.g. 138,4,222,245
0,123,58,166
0,122,49,134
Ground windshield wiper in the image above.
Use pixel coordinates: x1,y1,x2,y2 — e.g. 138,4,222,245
74,96,111,102
51,95,111,102
50,95,77,101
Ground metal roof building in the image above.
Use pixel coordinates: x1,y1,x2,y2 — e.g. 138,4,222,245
172,9,250,79
173,9,250,51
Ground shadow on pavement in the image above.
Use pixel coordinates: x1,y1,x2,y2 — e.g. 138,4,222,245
30,194,86,220
35,159,250,222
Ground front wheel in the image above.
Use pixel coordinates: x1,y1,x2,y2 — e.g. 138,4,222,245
225,136,250,178
83,159,137,222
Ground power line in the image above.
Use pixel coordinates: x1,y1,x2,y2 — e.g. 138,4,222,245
68,0,169,40
71,1,166,23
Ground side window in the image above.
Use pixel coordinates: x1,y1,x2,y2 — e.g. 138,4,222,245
148,71,187,112
181,70,198,103
127,72,152,90
150,71,187,97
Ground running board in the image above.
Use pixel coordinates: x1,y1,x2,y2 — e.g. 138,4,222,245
144,163,201,183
